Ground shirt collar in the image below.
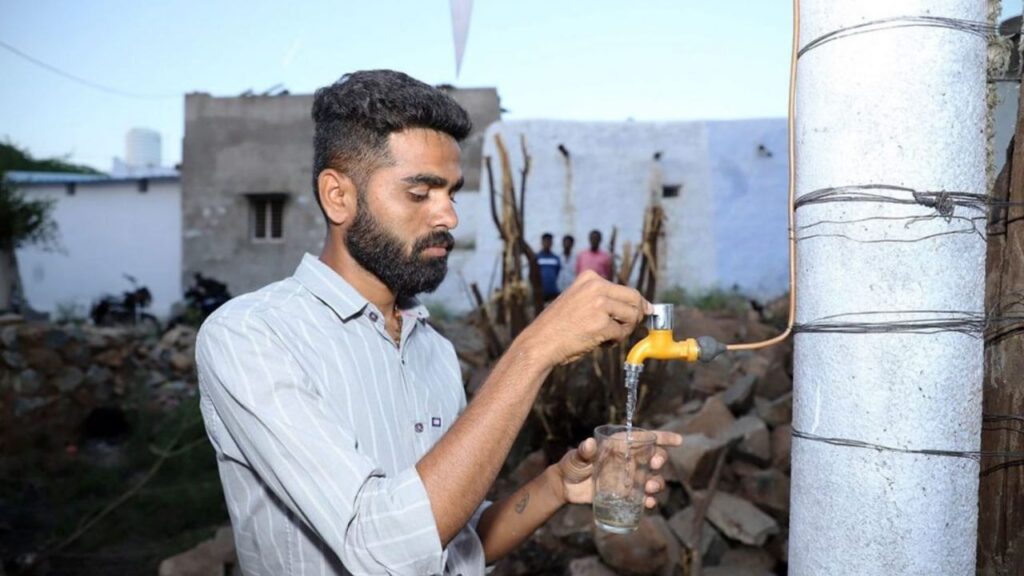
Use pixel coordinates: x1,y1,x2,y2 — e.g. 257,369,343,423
293,253,430,322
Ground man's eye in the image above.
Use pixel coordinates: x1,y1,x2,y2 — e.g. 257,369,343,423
408,189,429,201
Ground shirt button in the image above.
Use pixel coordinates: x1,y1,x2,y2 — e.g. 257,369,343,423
368,312,378,322
414,422,424,433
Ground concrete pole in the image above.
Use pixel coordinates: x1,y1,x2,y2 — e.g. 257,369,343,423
790,1,987,575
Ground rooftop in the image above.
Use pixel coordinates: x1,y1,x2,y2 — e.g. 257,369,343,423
4,169,179,186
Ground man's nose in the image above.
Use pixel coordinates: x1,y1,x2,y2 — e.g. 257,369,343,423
431,194,458,231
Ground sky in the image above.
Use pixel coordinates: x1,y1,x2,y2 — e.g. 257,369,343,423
1,1,1021,172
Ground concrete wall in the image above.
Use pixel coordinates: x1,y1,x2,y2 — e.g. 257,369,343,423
182,93,321,296
447,119,790,312
181,90,500,300
15,179,182,318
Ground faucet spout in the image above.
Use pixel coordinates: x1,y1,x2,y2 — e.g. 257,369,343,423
625,329,700,366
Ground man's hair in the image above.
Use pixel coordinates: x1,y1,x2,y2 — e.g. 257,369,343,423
562,234,575,242
589,229,602,239
541,233,553,242
311,70,472,214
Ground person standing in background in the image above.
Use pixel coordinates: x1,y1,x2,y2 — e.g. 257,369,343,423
557,234,576,292
576,229,612,280
536,232,561,302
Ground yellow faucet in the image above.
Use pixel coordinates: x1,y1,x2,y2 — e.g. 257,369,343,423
625,304,725,367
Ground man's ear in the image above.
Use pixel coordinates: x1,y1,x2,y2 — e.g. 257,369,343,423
317,169,358,226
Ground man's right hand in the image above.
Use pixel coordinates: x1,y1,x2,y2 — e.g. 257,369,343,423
517,270,653,366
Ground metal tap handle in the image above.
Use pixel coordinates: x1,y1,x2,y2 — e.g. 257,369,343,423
645,303,674,331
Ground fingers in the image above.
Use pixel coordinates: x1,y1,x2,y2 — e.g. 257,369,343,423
645,475,665,495
603,282,650,314
561,443,594,484
651,447,668,470
577,438,597,463
653,431,683,447
644,475,666,509
605,297,645,328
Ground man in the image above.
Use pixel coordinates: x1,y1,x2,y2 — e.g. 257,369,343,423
576,229,613,280
535,232,561,302
556,234,576,292
196,70,679,576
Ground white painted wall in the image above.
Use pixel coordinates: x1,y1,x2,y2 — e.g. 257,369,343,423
420,118,789,313
15,179,182,319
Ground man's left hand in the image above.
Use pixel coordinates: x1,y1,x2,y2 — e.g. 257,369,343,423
547,431,682,509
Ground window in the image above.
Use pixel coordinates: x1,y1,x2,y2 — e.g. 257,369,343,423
248,194,286,242
662,184,682,198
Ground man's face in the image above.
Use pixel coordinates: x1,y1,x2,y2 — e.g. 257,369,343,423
562,236,574,254
589,232,601,251
344,128,462,299
541,236,553,251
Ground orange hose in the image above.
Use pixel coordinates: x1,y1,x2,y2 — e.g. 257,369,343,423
726,0,799,352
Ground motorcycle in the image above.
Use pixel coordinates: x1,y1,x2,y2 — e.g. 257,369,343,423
171,272,231,326
90,274,160,330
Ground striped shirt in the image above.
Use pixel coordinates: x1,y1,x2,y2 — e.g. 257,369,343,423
196,253,489,575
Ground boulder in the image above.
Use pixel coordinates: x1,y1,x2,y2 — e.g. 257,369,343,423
594,515,672,575
1,325,18,348
705,492,779,546
14,396,53,417
682,396,736,439
771,424,792,472
53,366,85,393
727,415,771,465
568,556,618,576
755,360,792,401
14,369,43,395
703,546,776,576
158,526,235,576
2,350,25,370
667,507,727,563
754,392,792,428
735,352,771,381
666,433,729,489
93,348,125,368
717,374,756,413
25,347,63,376
741,469,790,514
170,351,195,373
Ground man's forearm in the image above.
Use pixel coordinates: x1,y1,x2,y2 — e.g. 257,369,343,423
416,336,551,545
476,465,565,563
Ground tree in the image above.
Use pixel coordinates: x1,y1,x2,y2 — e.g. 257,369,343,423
0,142,100,312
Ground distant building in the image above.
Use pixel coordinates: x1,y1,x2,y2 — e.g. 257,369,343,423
180,88,502,305
7,169,182,318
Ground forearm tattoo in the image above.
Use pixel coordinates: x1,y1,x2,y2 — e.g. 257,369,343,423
515,491,530,514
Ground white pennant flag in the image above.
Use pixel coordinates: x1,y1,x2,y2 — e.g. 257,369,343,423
450,0,473,76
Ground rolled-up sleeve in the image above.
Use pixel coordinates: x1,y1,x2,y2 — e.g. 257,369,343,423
197,314,444,575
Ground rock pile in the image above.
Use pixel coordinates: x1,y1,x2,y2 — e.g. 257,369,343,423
0,315,199,454
490,303,795,576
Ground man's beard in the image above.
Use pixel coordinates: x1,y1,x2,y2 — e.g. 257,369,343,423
344,198,454,300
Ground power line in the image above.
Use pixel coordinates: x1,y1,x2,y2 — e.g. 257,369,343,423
0,39,180,100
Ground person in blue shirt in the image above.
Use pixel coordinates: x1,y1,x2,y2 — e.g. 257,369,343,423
536,232,562,302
